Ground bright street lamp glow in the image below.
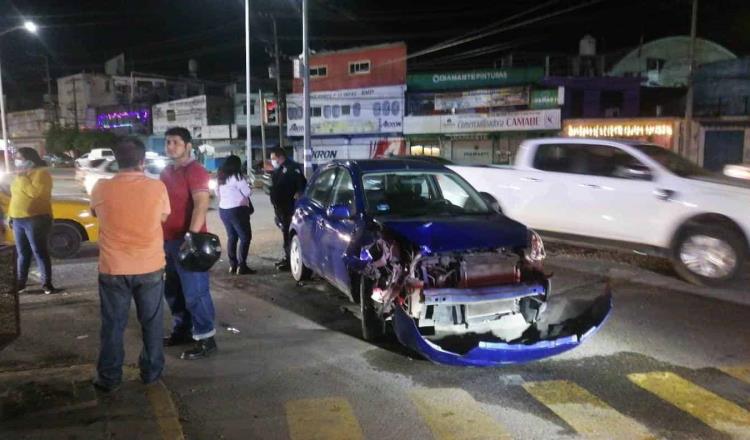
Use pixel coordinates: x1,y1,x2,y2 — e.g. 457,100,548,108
23,21,37,34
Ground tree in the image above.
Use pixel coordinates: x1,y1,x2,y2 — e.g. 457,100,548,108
45,127,118,157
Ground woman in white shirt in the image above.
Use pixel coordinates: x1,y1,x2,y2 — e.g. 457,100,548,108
217,155,256,275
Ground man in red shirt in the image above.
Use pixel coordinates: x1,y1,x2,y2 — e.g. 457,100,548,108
160,127,217,360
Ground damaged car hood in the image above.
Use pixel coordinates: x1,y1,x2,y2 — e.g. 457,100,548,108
380,215,528,254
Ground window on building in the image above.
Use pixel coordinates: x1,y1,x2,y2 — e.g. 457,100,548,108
311,106,322,117
310,66,328,77
332,105,341,118
353,103,361,117
324,105,332,118
646,58,666,72
349,60,371,75
167,110,176,122
341,105,351,116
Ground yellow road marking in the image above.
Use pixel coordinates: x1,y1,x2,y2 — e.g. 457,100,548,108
286,397,363,440
523,380,654,440
145,380,185,440
629,371,750,439
409,388,511,440
720,365,750,385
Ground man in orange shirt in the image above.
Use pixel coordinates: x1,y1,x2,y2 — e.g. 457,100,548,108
90,137,171,393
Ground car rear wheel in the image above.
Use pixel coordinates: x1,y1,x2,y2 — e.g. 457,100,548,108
48,222,82,259
290,234,312,282
359,276,384,342
672,226,745,286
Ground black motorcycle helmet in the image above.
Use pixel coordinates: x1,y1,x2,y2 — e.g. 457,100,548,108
178,232,222,272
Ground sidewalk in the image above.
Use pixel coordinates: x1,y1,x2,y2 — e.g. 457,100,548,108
0,364,183,440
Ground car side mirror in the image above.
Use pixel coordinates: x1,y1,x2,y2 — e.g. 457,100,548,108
479,192,503,213
618,164,653,181
327,204,353,221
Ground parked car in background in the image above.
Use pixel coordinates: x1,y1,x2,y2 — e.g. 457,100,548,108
0,186,99,259
44,153,74,168
451,138,750,286
82,157,170,195
399,155,454,165
75,158,108,184
74,148,114,169
288,159,610,366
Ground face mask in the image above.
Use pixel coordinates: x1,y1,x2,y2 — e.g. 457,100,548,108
271,159,279,169
14,159,31,170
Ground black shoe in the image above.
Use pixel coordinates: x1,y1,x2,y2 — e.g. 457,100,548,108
180,337,217,360
43,285,62,295
237,265,257,275
92,379,121,394
228,265,237,275
163,333,193,347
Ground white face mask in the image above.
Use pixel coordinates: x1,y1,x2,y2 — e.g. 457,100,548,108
14,159,31,170
271,159,279,169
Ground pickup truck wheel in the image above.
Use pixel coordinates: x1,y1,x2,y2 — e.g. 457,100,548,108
48,222,82,259
359,277,384,342
290,234,312,282
672,227,745,286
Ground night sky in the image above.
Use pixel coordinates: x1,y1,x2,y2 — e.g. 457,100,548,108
1,0,749,110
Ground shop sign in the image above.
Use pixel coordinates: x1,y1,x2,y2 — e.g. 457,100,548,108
564,119,676,138
434,87,528,110
404,109,561,134
530,88,564,109
293,136,406,165
286,85,405,136
407,67,544,91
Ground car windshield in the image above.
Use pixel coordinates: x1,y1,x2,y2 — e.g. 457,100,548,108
362,171,491,217
633,144,714,178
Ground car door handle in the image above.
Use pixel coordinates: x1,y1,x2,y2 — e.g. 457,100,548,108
654,188,675,201
580,183,601,189
521,177,542,182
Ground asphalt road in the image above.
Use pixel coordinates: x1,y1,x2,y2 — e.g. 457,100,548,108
2,168,749,439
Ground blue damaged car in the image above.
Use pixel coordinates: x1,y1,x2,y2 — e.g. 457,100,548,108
289,159,611,367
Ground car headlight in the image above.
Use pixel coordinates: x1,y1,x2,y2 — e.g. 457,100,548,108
526,229,546,263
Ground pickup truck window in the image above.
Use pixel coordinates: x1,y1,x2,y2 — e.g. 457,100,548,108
633,144,713,178
533,144,647,178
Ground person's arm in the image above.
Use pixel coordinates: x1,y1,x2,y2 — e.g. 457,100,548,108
90,182,100,218
293,165,307,199
17,170,52,199
186,164,210,232
160,184,171,223
239,177,253,199
189,191,209,232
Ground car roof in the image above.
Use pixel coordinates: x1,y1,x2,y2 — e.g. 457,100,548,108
523,137,657,147
333,159,448,173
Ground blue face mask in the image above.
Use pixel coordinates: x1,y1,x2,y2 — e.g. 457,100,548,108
14,159,32,170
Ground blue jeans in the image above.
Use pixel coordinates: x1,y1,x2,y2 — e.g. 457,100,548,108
164,239,216,340
12,215,52,288
97,270,165,387
219,206,252,267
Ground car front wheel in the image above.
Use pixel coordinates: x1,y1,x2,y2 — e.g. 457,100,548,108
290,234,312,282
48,222,83,259
672,227,745,286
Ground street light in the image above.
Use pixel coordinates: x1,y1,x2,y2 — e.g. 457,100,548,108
0,20,39,173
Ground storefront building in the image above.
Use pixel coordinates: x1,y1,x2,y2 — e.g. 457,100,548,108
287,43,407,166
404,67,563,164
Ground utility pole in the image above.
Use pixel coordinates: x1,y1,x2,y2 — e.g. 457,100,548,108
244,0,252,174
273,16,284,150
302,0,312,178
259,89,266,161
683,0,698,160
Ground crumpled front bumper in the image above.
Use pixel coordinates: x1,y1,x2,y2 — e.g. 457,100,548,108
392,291,612,367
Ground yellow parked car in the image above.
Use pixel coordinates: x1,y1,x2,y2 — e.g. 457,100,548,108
0,190,99,259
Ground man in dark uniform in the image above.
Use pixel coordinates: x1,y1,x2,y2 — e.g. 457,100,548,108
269,147,306,271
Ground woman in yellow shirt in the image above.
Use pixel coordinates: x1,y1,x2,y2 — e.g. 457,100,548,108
9,147,57,294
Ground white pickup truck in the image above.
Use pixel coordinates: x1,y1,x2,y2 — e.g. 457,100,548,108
450,138,750,286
